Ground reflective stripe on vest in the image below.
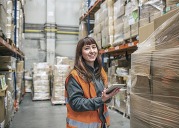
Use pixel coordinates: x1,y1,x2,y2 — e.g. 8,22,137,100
104,111,109,118
65,97,68,103
65,97,109,119
66,118,101,128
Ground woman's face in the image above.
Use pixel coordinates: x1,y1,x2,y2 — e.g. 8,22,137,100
82,44,98,67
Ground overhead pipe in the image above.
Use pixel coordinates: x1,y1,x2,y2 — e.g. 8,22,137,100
25,29,79,35
25,29,43,33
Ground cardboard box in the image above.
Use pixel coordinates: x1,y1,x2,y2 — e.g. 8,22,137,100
131,75,151,94
0,97,6,123
139,8,179,43
0,86,7,96
152,48,179,79
131,52,152,76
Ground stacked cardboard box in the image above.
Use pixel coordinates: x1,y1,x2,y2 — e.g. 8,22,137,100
51,57,71,104
124,0,139,39
0,79,14,127
130,10,179,128
32,63,51,100
139,8,179,43
113,0,125,45
166,0,179,12
93,0,115,48
51,65,70,104
6,0,14,39
101,0,115,47
0,93,6,128
93,9,102,48
107,58,129,114
0,0,7,36
139,0,164,27
24,71,32,93
0,56,16,71
0,72,14,98
16,61,24,105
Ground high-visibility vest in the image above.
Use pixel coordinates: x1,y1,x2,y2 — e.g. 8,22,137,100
65,68,110,128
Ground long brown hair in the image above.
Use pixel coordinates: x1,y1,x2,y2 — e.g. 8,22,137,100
74,37,102,81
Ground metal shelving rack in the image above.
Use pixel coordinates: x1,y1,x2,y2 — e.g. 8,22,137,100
80,0,102,34
0,0,25,112
99,41,138,55
0,37,24,58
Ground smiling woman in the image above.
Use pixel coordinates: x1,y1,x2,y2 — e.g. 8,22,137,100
82,42,98,67
65,37,120,128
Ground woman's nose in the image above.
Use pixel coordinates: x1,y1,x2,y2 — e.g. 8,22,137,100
89,47,94,52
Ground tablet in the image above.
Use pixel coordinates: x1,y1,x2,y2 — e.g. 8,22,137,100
106,84,126,94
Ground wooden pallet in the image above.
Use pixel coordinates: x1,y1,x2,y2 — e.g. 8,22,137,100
32,98,50,101
51,99,66,105
7,38,15,47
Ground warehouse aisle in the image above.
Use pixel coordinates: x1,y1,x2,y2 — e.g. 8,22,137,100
11,93,130,128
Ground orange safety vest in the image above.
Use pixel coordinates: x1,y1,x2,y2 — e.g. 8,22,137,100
65,68,110,128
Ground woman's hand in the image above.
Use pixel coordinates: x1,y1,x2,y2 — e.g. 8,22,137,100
101,88,120,102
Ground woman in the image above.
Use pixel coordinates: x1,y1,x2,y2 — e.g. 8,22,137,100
65,37,120,128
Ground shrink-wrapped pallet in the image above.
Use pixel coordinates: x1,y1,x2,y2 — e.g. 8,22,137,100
24,71,32,93
166,0,179,7
114,0,125,19
113,16,124,45
97,0,115,48
130,11,179,128
5,91,14,126
79,21,88,40
32,63,51,100
51,65,70,104
16,61,24,73
139,0,164,27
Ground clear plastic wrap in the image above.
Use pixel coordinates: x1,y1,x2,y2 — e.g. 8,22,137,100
114,0,125,19
166,0,179,6
137,9,179,51
131,10,179,128
33,63,51,100
51,64,70,104
139,0,164,27
78,21,88,40
55,56,69,65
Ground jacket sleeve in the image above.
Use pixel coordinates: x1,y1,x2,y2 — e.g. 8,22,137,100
66,75,104,112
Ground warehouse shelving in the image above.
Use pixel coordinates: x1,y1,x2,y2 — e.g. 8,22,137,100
99,41,138,55
0,37,24,58
80,0,102,21
80,0,103,34
0,0,25,119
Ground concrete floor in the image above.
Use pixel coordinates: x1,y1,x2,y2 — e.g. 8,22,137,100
11,93,130,128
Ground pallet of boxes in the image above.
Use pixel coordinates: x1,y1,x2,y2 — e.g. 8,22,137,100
0,56,16,128
32,63,51,101
16,61,25,104
24,71,33,93
106,57,129,116
51,57,73,105
130,8,179,128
